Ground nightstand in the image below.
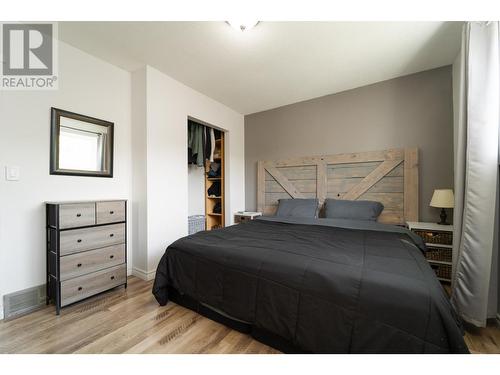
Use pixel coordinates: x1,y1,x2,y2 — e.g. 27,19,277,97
407,221,453,283
234,211,262,224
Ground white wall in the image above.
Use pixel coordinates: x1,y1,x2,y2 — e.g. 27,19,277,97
188,165,205,216
131,67,148,273
0,42,133,319
131,66,245,278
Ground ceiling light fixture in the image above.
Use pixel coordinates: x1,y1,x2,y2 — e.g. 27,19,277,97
226,20,259,32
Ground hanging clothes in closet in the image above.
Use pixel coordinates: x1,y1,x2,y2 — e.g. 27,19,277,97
187,120,216,167
204,126,212,162
209,128,215,162
187,120,203,166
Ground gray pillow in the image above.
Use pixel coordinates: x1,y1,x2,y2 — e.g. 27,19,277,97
324,199,384,221
276,198,319,218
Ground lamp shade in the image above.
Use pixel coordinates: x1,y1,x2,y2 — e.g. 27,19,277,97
430,189,454,208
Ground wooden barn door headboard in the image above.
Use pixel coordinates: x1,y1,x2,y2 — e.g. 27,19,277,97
257,148,419,225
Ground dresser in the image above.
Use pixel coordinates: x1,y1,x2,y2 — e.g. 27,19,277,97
46,200,127,314
407,221,453,283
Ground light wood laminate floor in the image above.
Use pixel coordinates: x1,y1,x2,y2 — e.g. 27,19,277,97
0,276,498,354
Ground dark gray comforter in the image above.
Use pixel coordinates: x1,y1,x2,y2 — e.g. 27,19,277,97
152,217,468,353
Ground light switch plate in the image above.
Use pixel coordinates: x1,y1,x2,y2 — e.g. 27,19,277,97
5,166,20,181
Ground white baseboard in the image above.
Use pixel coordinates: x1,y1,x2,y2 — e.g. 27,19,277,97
131,267,156,281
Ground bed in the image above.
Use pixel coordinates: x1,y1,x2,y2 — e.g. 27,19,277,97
152,148,468,353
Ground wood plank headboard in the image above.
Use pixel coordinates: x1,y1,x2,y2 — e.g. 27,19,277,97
257,148,419,225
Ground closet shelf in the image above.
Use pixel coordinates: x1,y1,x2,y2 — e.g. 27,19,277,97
205,130,224,231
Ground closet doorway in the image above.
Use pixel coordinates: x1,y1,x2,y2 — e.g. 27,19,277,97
187,118,225,233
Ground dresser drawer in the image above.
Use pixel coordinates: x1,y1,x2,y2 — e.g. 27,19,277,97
59,203,95,229
60,244,126,281
61,264,126,307
429,262,452,281
413,230,453,246
425,246,452,263
96,201,126,224
236,216,252,223
59,223,125,256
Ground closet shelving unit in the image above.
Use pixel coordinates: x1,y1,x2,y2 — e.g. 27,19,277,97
205,133,225,230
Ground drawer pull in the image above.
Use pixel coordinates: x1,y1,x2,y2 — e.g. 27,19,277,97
77,263,82,267
78,286,83,291
76,213,82,217
109,210,114,214
110,276,115,280
77,239,82,243
109,233,114,237
110,255,114,259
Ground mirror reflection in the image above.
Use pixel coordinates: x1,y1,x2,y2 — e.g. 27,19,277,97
50,108,114,177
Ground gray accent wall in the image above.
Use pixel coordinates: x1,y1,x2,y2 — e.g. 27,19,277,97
244,66,454,222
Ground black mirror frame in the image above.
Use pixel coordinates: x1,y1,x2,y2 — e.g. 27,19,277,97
50,107,114,178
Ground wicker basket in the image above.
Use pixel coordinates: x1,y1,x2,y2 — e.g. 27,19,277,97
413,230,453,245
425,247,452,263
430,263,452,280
188,215,206,234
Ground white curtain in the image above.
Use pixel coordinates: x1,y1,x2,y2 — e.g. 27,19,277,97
451,22,499,327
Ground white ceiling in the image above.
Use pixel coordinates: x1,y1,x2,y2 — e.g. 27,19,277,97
59,21,463,115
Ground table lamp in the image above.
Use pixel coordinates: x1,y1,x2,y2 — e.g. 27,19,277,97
430,189,454,225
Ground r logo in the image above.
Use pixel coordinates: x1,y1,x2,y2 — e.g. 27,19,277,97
2,23,53,75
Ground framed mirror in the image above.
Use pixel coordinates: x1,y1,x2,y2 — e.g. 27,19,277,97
50,108,114,177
